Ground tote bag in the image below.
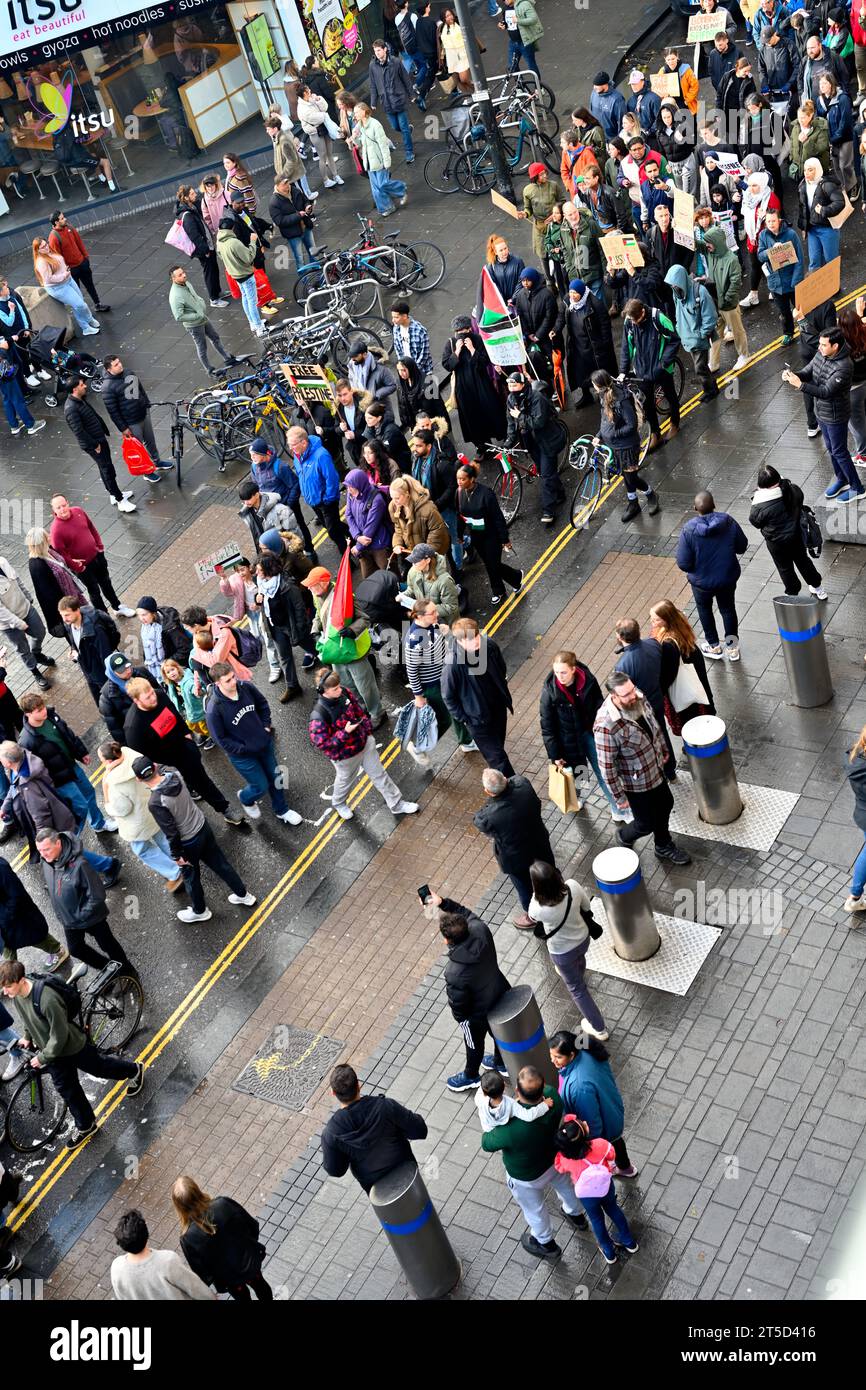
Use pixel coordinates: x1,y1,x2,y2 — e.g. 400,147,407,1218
828,190,854,231
165,217,196,257
670,656,710,712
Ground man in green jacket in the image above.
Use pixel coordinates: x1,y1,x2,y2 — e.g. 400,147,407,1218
215,220,265,337
692,216,750,370
481,1064,587,1259
0,958,143,1149
561,202,605,300
168,265,244,377
405,547,459,625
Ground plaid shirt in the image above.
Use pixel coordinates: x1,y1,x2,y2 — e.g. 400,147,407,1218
392,317,433,377
308,690,372,762
593,693,667,805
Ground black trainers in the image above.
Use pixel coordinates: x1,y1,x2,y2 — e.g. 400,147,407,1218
34,674,51,691
563,1211,589,1231
520,1231,561,1260
646,491,660,516
655,842,692,866
126,1062,145,1097
102,858,122,888
621,497,641,524
66,1122,98,1150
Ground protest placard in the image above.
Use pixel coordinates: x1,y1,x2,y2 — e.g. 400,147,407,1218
687,11,724,40
794,257,841,315
280,363,335,407
673,187,695,249
491,188,521,219
599,232,645,272
765,240,799,271
650,72,680,98
195,543,243,586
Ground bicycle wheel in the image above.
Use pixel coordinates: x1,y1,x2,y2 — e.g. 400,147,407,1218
527,129,559,173
254,406,289,457
396,240,446,293
655,357,685,418
293,266,324,307
570,465,603,530
331,320,389,374
454,149,495,195
495,466,523,525
194,400,257,465
515,72,556,111
423,148,460,195
84,973,144,1054
5,1072,67,1154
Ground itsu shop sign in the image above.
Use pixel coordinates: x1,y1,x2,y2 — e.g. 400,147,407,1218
1,0,220,67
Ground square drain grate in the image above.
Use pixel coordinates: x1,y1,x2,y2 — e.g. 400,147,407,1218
232,1028,345,1111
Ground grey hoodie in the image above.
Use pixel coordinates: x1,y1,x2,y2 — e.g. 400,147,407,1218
146,766,205,858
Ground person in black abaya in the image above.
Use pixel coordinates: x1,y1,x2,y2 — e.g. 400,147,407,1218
563,279,617,408
441,314,506,456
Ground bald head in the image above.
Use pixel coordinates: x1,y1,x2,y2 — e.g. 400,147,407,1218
695,491,715,515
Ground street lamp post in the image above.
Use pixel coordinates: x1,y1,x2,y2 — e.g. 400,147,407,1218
451,0,516,203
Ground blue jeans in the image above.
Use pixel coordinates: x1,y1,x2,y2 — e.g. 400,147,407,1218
369,167,407,213
231,743,288,816
0,1024,23,1059
46,278,99,334
56,764,106,831
287,229,315,270
581,729,617,811
852,840,866,898
83,848,115,874
806,225,840,270
1,376,34,430
237,275,262,331
580,1184,636,1260
130,831,180,881
386,109,413,159
0,766,8,799
821,419,862,492
440,506,464,569
507,37,540,75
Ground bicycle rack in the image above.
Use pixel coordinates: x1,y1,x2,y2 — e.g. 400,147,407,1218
304,262,409,323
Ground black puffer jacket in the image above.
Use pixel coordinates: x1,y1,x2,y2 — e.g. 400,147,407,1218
0,855,51,951
441,898,511,1023
103,369,151,429
505,381,564,455
98,666,157,744
19,708,87,787
749,479,804,545
268,187,310,241
539,665,604,767
64,394,109,451
512,280,561,344
798,342,853,423
797,173,845,231
472,776,553,874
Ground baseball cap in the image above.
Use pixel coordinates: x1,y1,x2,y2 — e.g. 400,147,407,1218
108,652,133,672
409,543,437,563
132,756,156,781
301,566,332,588
506,371,525,385
249,438,272,456
628,68,644,86
348,340,368,358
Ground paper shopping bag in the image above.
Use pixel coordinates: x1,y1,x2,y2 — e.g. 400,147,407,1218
548,764,581,814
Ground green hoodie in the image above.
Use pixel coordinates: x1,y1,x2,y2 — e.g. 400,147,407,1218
216,228,256,281
694,223,742,310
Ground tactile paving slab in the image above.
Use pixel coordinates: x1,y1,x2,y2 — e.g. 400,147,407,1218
586,902,722,996
668,773,799,852
232,1028,345,1111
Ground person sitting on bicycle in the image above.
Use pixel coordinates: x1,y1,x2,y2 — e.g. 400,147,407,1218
619,297,682,449
504,372,566,526
590,369,659,525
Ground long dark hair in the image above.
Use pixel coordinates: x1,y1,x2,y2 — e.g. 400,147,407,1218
756,464,781,488
549,1028,610,1063
839,305,866,358
555,1117,590,1159
530,861,566,907
591,368,616,420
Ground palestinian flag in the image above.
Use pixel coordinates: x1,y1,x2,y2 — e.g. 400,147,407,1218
478,266,526,367
317,547,371,665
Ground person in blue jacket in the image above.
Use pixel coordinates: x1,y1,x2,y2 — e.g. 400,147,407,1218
817,72,857,199
590,71,626,140
664,264,720,402
676,489,748,662
757,206,804,343
286,424,349,557
549,1029,638,1178
205,663,302,825
248,439,316,557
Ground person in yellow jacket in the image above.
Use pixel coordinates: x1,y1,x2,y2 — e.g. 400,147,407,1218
657,47,699,116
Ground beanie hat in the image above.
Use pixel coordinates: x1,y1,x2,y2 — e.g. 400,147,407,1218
593,71,610,86
569,278,587,294
520,266,541,284
259,528,284,556
527,162,546,180
136,596,158,615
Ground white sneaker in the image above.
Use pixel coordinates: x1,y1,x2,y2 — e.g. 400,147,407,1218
38,368,52,381
460,741,479,753
394,800,419,815
738,290,758,308
1,1053,26,1082
807,426,821,438
334,175,345,186
809,585,829,600
733,354,750,370
114,604,136,618
725,643,741,662
253,325,267,337
323,178,338,188
580,1017,610,1041
268,670,282,683
228,892,257,906
67,961,89,984
95,816,118,832
116,499,137,514
699,641,724,660
81,324,101,336
307,190,320,200
844,895,866,914
25,373,40,387
335,804,354,820
277,808,303,825
237,790,261,819
177,907,213,923
27,420,46,435
611,807,634,823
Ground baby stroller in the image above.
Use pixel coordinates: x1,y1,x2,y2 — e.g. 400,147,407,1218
29,326,105,408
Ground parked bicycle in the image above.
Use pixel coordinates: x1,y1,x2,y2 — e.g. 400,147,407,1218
294,214,446,310
453,105,559,195
1,961,144,1155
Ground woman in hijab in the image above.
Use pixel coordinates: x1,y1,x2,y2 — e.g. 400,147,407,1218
345,468,393,576
441,314,506,455
739,163,780,308
395,356,450,431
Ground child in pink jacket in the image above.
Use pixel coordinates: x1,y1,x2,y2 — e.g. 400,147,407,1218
554,1114,639,1265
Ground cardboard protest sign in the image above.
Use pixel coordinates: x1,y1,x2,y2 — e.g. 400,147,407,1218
490,188,521,219
600,232,645,272
714,149,744,178
688,11,725,40
195,543,243,586
794,257,841,315
650,71,680,98
673,187,695,249
765,240,799,272
280,363,334,406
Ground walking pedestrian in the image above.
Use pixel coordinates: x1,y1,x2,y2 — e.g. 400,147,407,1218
455,463,522,607
345,469,393,576
297,84,343,188
31,237,100,337
168,266,243,376
308,668,418,820
247,440,316,556
369,39,415,161
783,327,865,503
321,1062,428,1190
36,826,134,975
0,276,51,389
349,101,406,216
286,426,349,555
57,595,121,707
0,333,46,438
111,1210,215,1300
501,0,543,77
348,342,397,414
539,649,626,820
756,207,805,343
135,596,192,680
410,434,461,571
134,758,255,924
405,544,459,623
675,491,749,660
529,863,608,1039
19,693,115,834
0,558,54,691
215,218,265,337
549,1029,638,1177
98,654,159,744
0,744,119,881
649,599,715,735
692,213,750,368
481,1064,585,1260
619,298,681,447
749,466,828,598
738,168,781,311
25,527,87,643
593,671,691,864
473,769,555,924
613,616,674,771
0,854,67,968
303,567,384,724
0,958,143,1150
175,185,227,307
423,889,510,1091
47,211,110,313
388,475,450,561
172,1176,272,1301
206,663,302,824
123,678,244,826
664,265,720,401
102,356,173,478
563,279,617,410
590,370,660,524
793,296,839,439
590,71,627,140
521,164,566,261
554,1116,639,1264
442,618,515,774
442,317,506,453
98,742,184,892
63,379,137,512
840,300,866,463
255,552,318,696
364,401,406,462
404,598,473,762
798,158,845,269
504,372,566,526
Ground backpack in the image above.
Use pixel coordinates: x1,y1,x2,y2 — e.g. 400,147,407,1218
800,503,823,559
230,623,263,667
30,972,83,1026
573,1155,612,1199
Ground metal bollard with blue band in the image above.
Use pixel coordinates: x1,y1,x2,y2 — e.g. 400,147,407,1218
488,984,556,1089
592,846,660,962
773,593,833,708
681,714,744,825
370,1161,461,1299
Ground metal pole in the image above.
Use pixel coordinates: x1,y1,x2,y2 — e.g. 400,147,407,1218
451,0,516,202
369,1161,461,1299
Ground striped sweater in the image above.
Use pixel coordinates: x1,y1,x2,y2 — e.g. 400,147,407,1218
404,621,448,697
